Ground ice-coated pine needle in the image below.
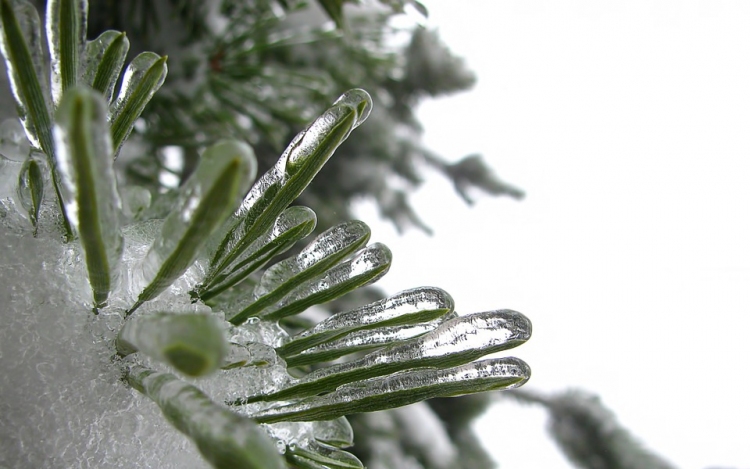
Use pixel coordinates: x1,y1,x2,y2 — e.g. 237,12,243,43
17,154,46,235
117,313,227,377
252,357,530,423
54,86,122,307
207,89,373,277
46,0,87,105
278,286,455,358
126,366,285,469
241,309,530,403
282,316,452,368
0,0,51,154
226,220,371,324
0,0,72,238
251,242,393,322
131,140,256,313
197,205,317,301
109,51,167,156
82,30,129,103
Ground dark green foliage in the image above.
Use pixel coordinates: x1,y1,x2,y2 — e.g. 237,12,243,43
81,0,520,234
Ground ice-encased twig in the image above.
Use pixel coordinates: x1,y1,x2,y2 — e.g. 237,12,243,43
206,89,373,278
196,205,317,301
54,87,122,307
240,310,530,403
251,357,530,423
125,365,286,469
117,313,227,377
277,286,455,358
130,141,256,314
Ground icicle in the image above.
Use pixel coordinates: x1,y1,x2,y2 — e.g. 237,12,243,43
278,286,454,358
81,30,129,103
243,309,530,403
117,313,227,377
251,357,531,423
125,366,286,469
131,141,256,313
46,0,87,106
227,220,371,324
54,86,122,307
198,205,317,301
207,89,373,277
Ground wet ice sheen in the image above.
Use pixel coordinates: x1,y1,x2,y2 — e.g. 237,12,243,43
279,286,455,358
198,205,317,299
81,30,129,103
0,0,51,152
46,0,88,106
206,90,373,278
251,357,531,423
282,315,454,367
0,79,530,468
246,310,531,402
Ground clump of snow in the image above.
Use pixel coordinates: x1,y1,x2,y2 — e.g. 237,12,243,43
0,205,337,468
0,228,210,468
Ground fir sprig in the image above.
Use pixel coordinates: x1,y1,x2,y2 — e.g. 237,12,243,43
0,2,532,468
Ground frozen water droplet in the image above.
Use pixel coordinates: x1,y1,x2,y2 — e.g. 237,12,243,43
332,88,372,128
311,417,354,447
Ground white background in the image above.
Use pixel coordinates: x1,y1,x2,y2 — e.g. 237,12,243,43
355,1,750,467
